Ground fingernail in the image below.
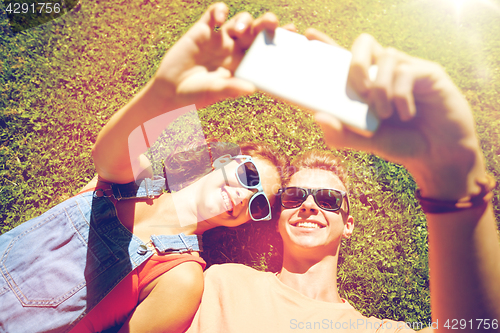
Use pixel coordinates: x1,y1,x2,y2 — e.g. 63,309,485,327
314,113,342,131
314,114,330,132
236,21,246,32
314,113,328,124
216,11,225,23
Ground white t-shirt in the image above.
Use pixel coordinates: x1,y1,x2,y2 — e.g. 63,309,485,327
187,263,416,333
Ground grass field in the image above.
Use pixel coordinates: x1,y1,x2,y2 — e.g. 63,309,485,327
1,0,499,325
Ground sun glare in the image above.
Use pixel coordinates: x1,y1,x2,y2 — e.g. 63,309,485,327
444,0,500,20
450,0,468,11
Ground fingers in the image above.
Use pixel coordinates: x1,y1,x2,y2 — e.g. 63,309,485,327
223,12,279,50
350,33,418,122
304,30,419,123
210,68,256,99
313,112,374,153
224,12,254,41
371,48,399,119
281,23,297,33
349,34,383,106
392,63,416,121
221,78,256,99
200,2,229,29
251,12,280,36
314,111,426,167
304,28,341,48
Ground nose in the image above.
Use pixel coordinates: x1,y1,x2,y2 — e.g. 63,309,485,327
299,194,319,213
225,186,254,206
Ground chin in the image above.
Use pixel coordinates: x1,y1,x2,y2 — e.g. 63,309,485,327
285,235,324,250
210,212,246,228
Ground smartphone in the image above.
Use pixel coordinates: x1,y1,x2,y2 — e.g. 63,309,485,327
235,28,379,136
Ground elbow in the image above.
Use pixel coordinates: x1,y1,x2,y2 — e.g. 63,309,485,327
91,143,112,181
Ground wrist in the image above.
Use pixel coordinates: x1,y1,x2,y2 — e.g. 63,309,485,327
412,146,488,201
127,77,185,122
415,169,488,201
149,76,178,105
416,174,495,214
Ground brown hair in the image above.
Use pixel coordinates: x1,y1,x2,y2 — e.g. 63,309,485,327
163,140,287,192
284,150,349,215
284,150,347,188
239,142,287,179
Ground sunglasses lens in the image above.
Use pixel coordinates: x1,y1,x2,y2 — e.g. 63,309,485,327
249,193,270,220
281,188,343,211
237,162,260,187
281,187,307,209
315,189,342,210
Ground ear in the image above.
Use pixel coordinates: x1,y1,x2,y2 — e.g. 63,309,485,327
342,215,354,239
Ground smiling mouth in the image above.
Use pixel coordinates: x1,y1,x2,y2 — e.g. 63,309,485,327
221,188,234,214
291,221,325,229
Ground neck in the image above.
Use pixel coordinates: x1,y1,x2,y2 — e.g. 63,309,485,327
148,192,198,235
155,182,224,235
278,251,342,303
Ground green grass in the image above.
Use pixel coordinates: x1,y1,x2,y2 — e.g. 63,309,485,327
1,0,500,326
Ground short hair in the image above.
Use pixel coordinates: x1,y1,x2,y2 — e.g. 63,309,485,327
284,150,347,190
283,150,349,216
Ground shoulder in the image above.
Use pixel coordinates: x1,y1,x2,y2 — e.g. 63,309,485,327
205,263,264,275
204,263,271,283
338,304,417,332
360,316,417,333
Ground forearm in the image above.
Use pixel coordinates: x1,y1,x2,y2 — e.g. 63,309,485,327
91,5,275,184
314,30,500,330
427,203,500,329
92,79,180,183
418,149,500,329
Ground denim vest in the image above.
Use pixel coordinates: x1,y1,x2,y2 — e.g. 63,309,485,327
0,177,201,333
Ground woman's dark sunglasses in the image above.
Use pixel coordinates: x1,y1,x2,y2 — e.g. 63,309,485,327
214,155,272,221
279,187,349,215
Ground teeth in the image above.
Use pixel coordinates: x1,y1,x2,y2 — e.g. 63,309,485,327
295,222,321,228
221,189,233,212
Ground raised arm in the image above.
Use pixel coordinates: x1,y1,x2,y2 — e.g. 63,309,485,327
308,31,500,330
91,3,279,183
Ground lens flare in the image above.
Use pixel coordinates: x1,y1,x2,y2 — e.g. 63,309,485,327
444,0,500,20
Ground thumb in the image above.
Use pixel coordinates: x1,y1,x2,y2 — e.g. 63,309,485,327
314,112,375,153
314,112,347,149
304,28,342,48
209,77,256,102
314,112,343,134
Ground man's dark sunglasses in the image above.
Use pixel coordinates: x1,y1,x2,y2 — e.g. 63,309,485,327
279,187,349,215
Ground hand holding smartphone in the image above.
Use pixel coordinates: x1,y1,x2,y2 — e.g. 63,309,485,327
235,28,379,136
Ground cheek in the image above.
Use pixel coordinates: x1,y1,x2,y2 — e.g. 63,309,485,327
242,206,251,218
234,211,252,227
277,210,293,232
326,214,346,232
236,204,251,220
